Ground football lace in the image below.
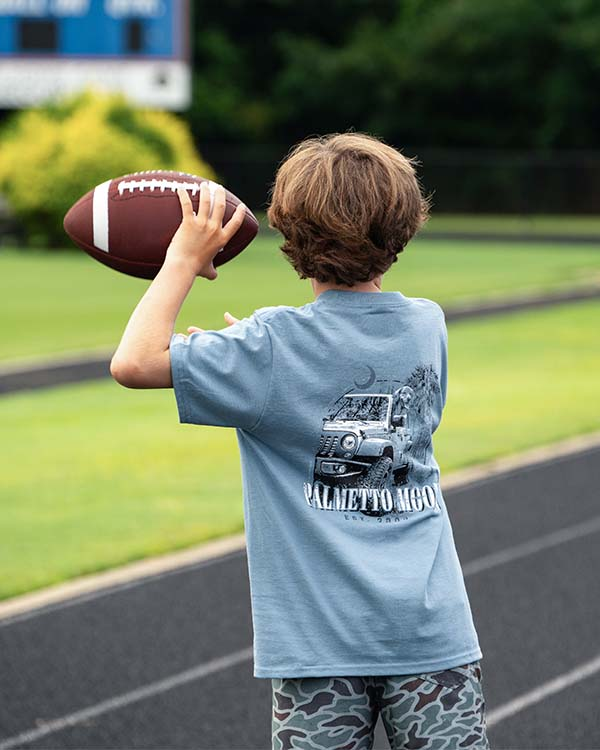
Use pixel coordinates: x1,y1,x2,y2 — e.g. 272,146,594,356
117,177,218,195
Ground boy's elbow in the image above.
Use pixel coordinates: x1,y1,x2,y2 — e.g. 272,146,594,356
110,351,172,388
110,357,144,388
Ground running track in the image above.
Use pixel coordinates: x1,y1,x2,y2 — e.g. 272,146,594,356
0,443,599,749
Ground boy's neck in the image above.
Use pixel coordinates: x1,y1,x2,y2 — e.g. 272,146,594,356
311,276,383,299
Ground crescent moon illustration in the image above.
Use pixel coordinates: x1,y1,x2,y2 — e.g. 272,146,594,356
353,365,376,389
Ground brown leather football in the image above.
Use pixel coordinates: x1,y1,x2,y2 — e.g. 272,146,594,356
63,170,259,279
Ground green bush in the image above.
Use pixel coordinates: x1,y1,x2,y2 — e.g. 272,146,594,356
0,89,216,247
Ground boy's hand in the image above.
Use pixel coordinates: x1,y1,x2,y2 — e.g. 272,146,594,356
166,184,246,280
182,311,240,335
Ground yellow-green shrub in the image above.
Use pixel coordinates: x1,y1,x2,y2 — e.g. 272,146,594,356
0,89,216,247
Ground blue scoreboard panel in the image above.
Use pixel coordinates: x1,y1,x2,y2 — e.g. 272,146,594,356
0,1,190,109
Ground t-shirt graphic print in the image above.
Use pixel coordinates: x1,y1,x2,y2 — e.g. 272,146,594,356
169,288,483,679
307,366,442,519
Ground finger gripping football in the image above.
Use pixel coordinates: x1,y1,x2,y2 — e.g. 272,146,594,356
63,170,259,279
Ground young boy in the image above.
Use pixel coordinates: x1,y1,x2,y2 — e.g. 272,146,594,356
110,133,489,749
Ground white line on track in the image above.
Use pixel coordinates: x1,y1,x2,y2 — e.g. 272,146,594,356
0,646,254,750
0,548,247,628
462,514,600,577
486,652,600,728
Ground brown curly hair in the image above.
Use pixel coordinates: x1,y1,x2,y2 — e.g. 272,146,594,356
267,133,431,287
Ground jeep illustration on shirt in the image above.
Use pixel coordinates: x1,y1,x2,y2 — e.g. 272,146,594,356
313,385,415,492
308,365,442,518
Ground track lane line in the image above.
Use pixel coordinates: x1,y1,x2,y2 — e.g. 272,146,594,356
487,653,600,728
0,647,254,750
462,514,600,576
0,548,247,628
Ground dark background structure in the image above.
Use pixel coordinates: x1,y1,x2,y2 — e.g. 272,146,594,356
3,0,600,214
186,0,600,211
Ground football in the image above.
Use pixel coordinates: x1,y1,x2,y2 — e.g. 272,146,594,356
63,170,259,279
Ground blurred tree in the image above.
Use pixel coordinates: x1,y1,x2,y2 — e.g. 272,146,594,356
189,0,399,141
0,90,215,247
190,0,600,149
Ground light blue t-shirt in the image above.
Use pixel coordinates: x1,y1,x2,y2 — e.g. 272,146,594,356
169,289,482,678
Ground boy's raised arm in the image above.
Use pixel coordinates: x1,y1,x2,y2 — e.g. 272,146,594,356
109,185,246,389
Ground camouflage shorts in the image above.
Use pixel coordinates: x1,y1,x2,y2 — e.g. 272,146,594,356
271,661,489,749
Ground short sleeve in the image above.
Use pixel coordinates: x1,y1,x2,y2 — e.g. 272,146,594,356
169,312,273,431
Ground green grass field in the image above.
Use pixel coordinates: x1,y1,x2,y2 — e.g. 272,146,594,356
2,237,600,364
1,299,599,600
251,213,600,238
421,213,600,237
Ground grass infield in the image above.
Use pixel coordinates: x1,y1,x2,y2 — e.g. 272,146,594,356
421,213,600,237
2,236,600,364
1,299,598,599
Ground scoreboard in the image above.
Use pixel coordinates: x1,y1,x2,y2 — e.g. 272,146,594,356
0,0,190,109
